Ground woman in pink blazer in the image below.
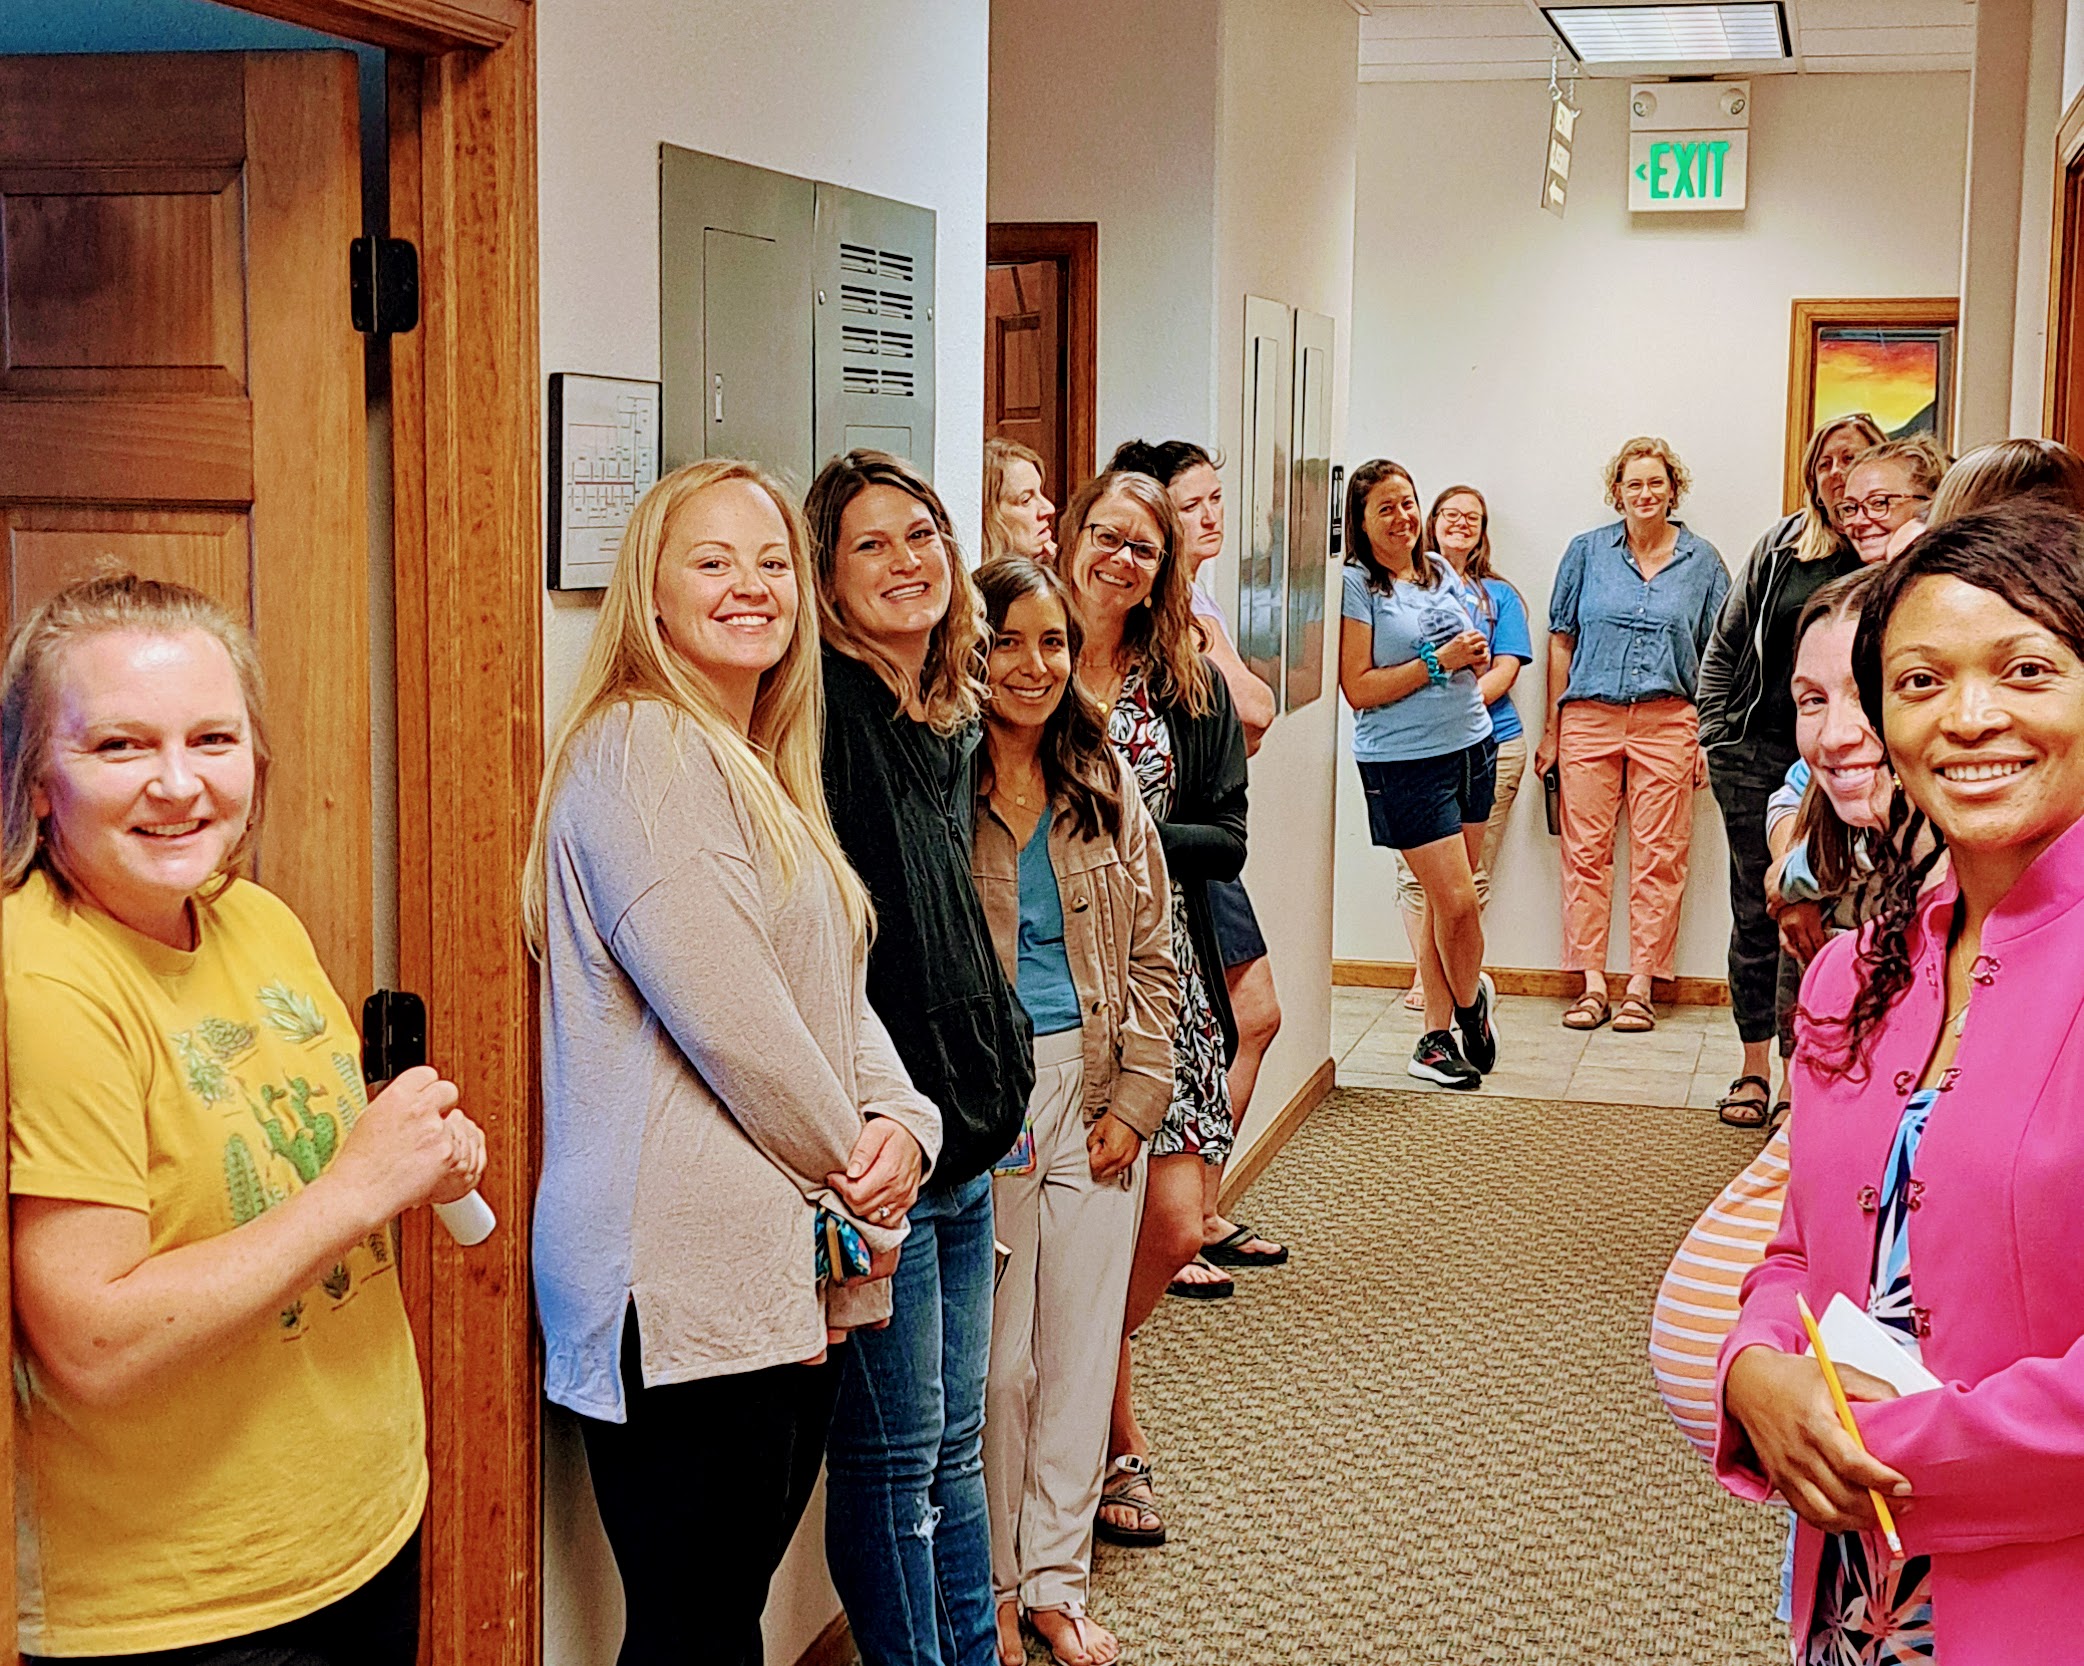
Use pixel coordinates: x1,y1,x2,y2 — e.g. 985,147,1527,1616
1716,498,2084,1665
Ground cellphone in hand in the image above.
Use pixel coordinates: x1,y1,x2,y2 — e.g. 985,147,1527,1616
361,989,427,1083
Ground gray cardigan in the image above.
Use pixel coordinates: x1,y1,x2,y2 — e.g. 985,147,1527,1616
533,701,942,1421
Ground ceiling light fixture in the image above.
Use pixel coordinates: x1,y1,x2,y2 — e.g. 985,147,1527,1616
1542,3,1789,64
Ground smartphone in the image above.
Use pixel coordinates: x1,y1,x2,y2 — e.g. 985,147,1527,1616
362,989,427,1081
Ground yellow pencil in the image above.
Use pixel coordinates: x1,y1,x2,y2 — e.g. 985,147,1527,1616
1796,1291,1905,1558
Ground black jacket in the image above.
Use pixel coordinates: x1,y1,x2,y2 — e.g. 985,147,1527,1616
820,647,1033,1190
1139,671,1250,1064
1696,512,1854,756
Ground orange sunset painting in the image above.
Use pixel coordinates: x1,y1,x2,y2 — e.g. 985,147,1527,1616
1811,327,1952,439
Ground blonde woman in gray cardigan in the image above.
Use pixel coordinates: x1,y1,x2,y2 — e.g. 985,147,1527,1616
972,557,1178,1666
522,460,942,1666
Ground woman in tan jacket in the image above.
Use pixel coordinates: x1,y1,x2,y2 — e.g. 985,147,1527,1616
523,460,941,1666
971,556,1178,1666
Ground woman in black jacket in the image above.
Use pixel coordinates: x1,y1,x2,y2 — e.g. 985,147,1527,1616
1051,469,1248,1551
806,450,1034,1666
1695,413,1882,1127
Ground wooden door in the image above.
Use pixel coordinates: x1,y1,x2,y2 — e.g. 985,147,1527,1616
0,50,373,1010
986,258,1064,493
2051,141,2084,447
985,222,1097,499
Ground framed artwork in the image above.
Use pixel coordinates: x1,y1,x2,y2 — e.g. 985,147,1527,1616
547,372,662,590
1783,298,1957,512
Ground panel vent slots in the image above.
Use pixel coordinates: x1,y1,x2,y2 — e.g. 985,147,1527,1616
842,366,915,397
840,326,917,360
839,241,915,282
840,283,880,314
879,291,915,321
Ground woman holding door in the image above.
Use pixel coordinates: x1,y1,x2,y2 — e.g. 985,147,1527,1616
2,574,486,1664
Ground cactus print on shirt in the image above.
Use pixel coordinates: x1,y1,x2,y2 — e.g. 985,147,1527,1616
3,870,425,1655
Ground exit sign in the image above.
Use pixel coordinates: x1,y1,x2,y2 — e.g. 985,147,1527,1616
1630,131,1748,212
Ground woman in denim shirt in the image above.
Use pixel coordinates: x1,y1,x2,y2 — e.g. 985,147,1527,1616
1533,437,1730,1034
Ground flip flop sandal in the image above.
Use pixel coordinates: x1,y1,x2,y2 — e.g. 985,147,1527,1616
1611,994,1658,1032
1717,1073,1772,1129
1026,1606,1120,1666
1561,991,1611,1030
1201,1222,1289,1267
1165,1255,1235,1299
1094,1454,1167,1547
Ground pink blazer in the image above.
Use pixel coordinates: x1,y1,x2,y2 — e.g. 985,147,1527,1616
1715,809,2084,1664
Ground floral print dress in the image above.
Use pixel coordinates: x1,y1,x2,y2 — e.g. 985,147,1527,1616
1804,1088,1936,1665
1109,667,1234,1165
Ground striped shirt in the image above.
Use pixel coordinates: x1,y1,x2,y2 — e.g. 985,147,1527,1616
1650,1127,1790,1459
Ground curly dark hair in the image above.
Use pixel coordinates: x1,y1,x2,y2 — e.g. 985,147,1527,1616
1804,499,2084,1075
1105,438,1220,485
975,555,1125,842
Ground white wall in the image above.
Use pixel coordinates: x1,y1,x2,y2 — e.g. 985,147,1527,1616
534,4,989,1659
1335,72,1970,977
1208,0,1356,1153
538,0,990,731
988,0,1220,447
990,0,1357,1150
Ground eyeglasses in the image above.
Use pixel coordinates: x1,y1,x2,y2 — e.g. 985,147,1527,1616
1435,511,1483,529
1083,522,1163,566
1842,491,1929,524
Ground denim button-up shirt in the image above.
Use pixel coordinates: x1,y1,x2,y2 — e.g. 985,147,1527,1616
1547,520,1730,707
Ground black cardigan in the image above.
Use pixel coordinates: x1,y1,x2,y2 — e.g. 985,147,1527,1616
820,647,1033,1190
1139,668,1250,1063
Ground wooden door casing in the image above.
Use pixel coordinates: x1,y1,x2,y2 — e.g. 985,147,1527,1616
0,51,375,1015
985,223,1097,498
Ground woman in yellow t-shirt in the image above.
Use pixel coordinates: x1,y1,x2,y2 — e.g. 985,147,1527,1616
1,575,486,1664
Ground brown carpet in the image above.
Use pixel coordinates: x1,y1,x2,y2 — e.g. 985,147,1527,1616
1058,1085,1790,1666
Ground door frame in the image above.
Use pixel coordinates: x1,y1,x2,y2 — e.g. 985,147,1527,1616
986,222,1098,493
136,6,540,1664
2044,84,2084,440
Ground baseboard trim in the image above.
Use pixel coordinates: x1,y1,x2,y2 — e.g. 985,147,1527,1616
794,1610,854,1666
1220,1055,1336,1212
1332,960,1730,1007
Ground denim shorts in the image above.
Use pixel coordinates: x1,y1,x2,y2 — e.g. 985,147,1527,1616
1358,739,1499,852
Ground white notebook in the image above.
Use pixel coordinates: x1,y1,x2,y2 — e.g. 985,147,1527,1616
1810,1291,1943,1396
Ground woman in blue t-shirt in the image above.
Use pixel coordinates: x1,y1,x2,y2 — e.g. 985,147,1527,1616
1339,458,1501,1090
1392,485,1532,1013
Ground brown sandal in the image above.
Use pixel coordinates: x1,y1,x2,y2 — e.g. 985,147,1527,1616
1561,991,1611,1030
1611,994,1658,1032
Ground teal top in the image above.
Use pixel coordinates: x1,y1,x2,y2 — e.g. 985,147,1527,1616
1016,809,1082,1037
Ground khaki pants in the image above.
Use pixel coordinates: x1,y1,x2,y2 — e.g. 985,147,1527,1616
1557,697,1698,980
984,1029,1144,1613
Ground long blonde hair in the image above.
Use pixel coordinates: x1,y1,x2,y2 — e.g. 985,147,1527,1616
1795,413,1887,562
521,460,870,952
804,449,989,736
2,573,269,902
1054,471,1214,716
982,437,1047,563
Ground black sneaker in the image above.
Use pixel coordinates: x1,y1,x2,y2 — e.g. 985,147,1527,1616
1455,971,1499,1075
1409,1029,1481,1090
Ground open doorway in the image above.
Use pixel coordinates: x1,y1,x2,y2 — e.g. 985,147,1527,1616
985,222,1097,500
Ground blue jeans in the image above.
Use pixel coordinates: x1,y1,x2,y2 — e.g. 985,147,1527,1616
826,1172,997,1666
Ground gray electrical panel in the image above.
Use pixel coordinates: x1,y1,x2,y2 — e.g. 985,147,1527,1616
661,145,935,486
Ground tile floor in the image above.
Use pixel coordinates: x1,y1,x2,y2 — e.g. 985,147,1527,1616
1334,984,1761,1111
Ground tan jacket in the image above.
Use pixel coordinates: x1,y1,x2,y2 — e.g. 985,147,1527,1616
972,758,1179,1139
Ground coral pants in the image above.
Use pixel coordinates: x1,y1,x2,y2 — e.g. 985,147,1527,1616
1557,697,1699,980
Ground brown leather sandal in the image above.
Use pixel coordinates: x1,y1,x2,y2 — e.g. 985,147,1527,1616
1611,994,1658,1032
1716,1074,1772,1128
1561,991,1611,1030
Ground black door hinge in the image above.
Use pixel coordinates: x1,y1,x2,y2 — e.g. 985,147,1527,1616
350,236,419,337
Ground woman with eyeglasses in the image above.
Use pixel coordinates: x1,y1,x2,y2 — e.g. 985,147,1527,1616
1839,437,1947,566
1391,485,1532,1015
1340,460,1502,1091
1048,470,1248,1554
1692,415,1882,1120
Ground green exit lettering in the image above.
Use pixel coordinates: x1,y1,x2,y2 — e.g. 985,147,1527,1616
1633,139,1733,202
